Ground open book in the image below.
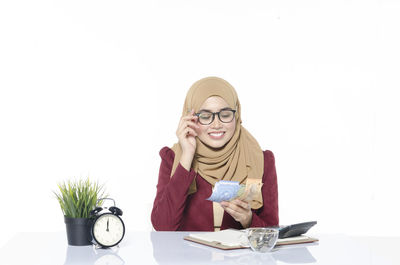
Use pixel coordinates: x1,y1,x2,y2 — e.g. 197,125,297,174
184,229,318,250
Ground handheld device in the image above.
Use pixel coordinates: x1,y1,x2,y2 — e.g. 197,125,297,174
278,221,317,239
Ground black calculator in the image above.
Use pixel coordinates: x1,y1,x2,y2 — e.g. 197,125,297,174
278,221,317,239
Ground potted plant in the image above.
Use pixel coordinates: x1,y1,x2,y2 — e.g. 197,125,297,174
54,178,107,246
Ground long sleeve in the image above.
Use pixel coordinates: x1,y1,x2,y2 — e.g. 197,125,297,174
249,150,279,227
151,147,197,231
220,150,279,230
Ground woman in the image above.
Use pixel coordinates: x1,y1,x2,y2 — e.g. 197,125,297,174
151,77,278,231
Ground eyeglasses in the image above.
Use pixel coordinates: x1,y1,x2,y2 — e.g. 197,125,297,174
195,109,236,125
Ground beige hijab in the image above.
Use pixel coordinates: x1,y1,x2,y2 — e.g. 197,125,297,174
171,77,264,209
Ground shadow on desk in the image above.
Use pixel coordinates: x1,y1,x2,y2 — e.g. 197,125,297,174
150,232,316,265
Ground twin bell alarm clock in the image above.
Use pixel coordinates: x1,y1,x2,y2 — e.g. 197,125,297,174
90,198,125,248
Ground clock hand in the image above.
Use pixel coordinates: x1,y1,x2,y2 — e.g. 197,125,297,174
106,218,109,232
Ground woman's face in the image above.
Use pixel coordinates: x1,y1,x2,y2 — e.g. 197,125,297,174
196,96,236,149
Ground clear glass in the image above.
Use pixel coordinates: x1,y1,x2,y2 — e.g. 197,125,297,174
246,228,279,253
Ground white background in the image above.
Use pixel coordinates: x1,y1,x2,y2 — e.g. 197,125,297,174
1,0,399,248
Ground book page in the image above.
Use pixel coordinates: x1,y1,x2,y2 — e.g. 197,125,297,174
277,235,310,243
188,229,249,247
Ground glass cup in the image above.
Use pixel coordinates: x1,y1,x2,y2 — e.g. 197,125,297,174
246,228,279,253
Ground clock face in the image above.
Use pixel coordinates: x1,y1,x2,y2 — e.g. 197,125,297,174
93,213,125,247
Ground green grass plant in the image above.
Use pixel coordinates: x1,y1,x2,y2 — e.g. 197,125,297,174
54,178,107,218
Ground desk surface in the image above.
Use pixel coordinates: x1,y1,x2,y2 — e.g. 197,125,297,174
0,231,399,265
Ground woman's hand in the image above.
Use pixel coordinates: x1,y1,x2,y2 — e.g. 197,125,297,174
176,109,199,171
220,199,253,228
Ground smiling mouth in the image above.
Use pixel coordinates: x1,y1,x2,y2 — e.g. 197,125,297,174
208,132,225,139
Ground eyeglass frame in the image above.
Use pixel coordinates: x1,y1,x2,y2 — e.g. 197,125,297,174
194,109,237,125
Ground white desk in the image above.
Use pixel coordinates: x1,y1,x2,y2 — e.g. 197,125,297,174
0,231,399,265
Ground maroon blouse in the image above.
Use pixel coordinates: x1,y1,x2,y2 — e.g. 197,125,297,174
151,147,279,231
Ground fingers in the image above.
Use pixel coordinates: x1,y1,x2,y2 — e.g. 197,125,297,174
221,200,250,213
222,206,240,221
176,109,199,137
177,122,198,137
181,112,198,122
220,199,251,222
221,199,250,210
181,109,198,122
181,121,199,131
179,127,197,138
232,199,251,209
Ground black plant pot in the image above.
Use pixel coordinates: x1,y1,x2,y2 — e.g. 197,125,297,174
64,216,93,246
